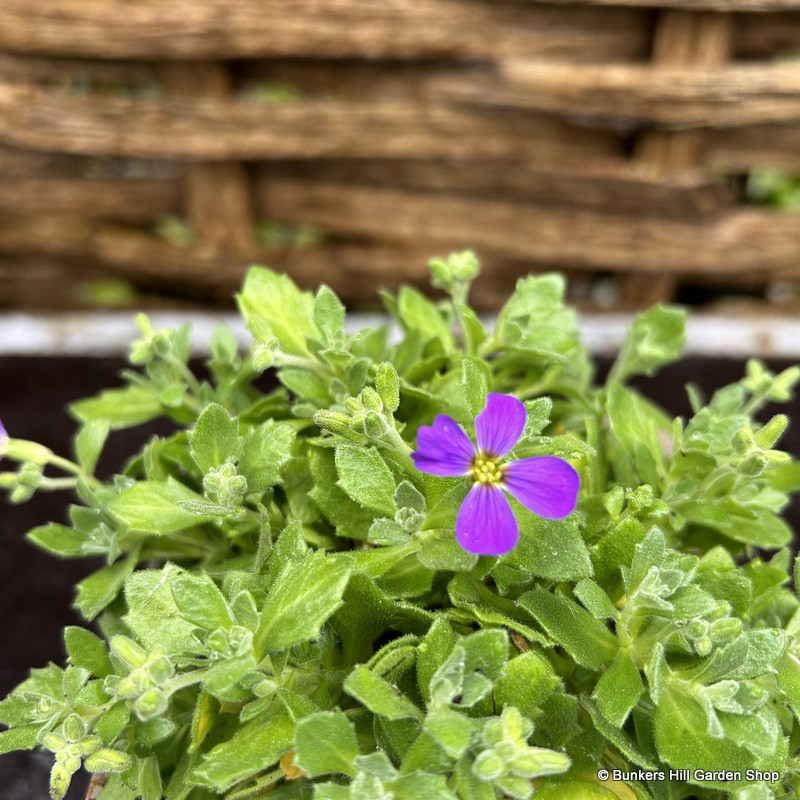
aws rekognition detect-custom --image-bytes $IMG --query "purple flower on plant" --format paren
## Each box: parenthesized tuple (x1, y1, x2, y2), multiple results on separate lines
(411, 393, 579, 556)
(0, 419, 7, 459)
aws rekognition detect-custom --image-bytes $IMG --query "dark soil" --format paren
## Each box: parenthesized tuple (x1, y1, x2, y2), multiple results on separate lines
(0, 355, 797, 799)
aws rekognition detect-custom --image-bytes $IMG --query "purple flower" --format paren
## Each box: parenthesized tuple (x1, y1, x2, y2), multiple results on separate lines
(411, 393, 579, 556)
(0, 419, 7, 459)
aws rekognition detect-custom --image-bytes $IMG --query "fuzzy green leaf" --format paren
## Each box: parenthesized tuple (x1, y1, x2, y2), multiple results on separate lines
(335, 444, 396, 516)
(255, 552, 352, 654)
(294, 710, 359, 777)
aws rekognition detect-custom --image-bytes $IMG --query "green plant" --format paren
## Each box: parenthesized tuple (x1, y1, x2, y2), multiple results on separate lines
(1, 253, 799, 800)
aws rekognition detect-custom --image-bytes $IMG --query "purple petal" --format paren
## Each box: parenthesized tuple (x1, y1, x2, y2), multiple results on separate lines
(456, 484, 519, 556)
(0, 419, 7, 459)
(503, 456, 580, 519)
(475, 393, 526, 458)
(411, 414, 475, 477)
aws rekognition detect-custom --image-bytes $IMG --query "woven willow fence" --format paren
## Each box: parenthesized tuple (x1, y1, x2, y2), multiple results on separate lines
(0, 0, 799, 310)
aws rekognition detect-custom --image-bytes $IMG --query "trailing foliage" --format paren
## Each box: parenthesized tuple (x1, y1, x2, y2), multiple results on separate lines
(1, 254, 800, 800)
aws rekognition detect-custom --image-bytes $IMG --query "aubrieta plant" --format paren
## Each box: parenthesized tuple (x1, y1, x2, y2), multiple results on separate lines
(1, 252, 800, 800)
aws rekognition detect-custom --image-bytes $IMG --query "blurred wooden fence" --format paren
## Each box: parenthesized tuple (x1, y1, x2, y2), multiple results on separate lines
(0, 0, 799, 310)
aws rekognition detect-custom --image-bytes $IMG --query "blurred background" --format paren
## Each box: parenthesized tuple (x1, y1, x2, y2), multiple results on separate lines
(0, 1, 799, 314)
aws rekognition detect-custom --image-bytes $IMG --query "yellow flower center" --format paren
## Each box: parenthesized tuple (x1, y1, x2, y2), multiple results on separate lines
(470, 453, 505, 486)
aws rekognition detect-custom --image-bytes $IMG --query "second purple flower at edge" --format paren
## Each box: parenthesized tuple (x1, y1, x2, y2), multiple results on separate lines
(411, 393, 580, 556)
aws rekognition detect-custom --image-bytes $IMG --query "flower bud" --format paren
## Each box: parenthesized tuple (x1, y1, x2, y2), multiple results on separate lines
(134, 687, 168, 721)
(146, 654, 175, 686)
(472, 749, 505, 781)
(511, 748, 571, 778)
(731, 428, 756, 455)
(252, 344, 274, 372)
(738, 452, 768, 476)
(376, 363, 400, 413)
(50, 761, 75, 800)
(110, 636, 149, 670)
(359, 386, 383, 412)
(755, 414, 789, 449)
(364, 410, 390, 440)
(62, 714, 86, 743)
(84, 748, 132, 773)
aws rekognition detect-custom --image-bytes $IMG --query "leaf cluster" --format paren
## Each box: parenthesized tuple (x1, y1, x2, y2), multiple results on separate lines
(2, 254, 800, 800)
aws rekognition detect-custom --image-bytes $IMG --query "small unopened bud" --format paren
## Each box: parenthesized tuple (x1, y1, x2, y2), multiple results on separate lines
(4, 440, 53, 466)
(364, 410, 390, 439)
(134, 687, 168, 721)
(146, 654, 175, 685)
(738, 452, 768, 476)
(360, 386, 383, 412)
(755, 414, 789, 448)
(731, 428, 756, 455)
(472, 749, 505, 781)
(62, 714, 86, 743)
(511, 748, 571, 778)
(50, 761, 75, 800)
(376, 363, 400, 413)
(84, 748, 132, 773)
(110, 636, 148, 670)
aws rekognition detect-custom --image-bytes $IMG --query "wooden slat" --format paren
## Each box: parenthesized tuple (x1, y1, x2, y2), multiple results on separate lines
(526, 0, 800, 9)
(0, 178, 178, 220)
(254, 161, 731, 219)
(256, 181, 800, 277)
(734, 12, 800, 56)
(705, 125, 800, 171)
(0, 1, 649, 61)
(0, 84, 624, 163)
(434, 61, 800, 127)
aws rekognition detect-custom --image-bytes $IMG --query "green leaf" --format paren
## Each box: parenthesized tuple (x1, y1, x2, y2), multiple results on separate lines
(194, 712, 295, 791)
(0, 724, 39, 755)
(189, 403, 240, 472)
(27, 523, 86, 557)
(417, 618, 458, 704)
(573, 579, 618, 620)
(123, 565, 199, 655)
(74, 420, 110, 475)
(294, 710, 359, 776)
(139, 755, 164, 800)
(423, 708, 479, 758)
(309, 447, 376, 540)
(610, 305, 686, 383)
(75, 549, 138, 620)
(502, 508, 592, 582)
(518, 587, 617, 670)
(71, 385, 162, 429)
(592, 650, 643, 726)
(448, 574, 548, 646)
(64, 627, 111, 677)
(335, 444, 396, 516)
(255, 552, 352, 654)
(654, 679, 777, 789)
(237, 267, 316, 356)
(344, 665, 423, 721)
(239, 420, 297, 494)
(94, 703, 130, 745)
(397, 286, 453, 351)
(494, 650, 560, 719)
(171, 573, 233, 630)
(607, 383, 666, 484)
(461, 359, 488, 418)
(313, 285, 346, 340)
(109, 478, 212, 534)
